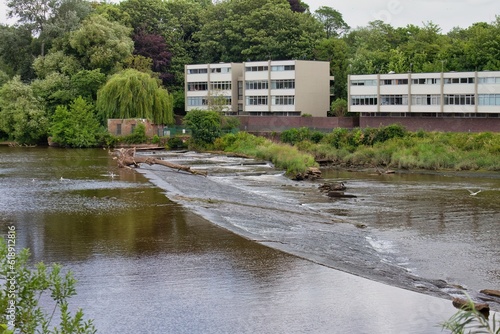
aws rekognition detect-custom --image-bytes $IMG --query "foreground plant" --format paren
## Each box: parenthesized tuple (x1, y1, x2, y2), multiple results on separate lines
(0, 237, 95, 333)
(442, 297, 499, 334)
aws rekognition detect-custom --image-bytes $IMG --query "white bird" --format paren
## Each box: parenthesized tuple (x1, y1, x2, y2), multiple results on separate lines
(60, 176, 64, 181)
(467, 189, 481, 196)
(109, 172, 116, 179)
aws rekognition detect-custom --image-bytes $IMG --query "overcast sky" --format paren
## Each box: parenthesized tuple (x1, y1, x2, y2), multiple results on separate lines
(0, 0, 498, 33)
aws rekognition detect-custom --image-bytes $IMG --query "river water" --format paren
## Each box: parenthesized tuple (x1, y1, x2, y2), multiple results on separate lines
(0, 146, 498, 333)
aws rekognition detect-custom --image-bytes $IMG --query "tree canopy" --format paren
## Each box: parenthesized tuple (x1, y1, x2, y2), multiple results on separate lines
(96, 69, 174, 125)
(0, 0, 499, 146)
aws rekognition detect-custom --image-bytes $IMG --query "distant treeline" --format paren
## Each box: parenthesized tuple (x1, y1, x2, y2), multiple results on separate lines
(0, 0, 499, 145)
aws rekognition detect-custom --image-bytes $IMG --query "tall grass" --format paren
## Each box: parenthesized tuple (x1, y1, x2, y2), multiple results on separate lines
(290, 126, 500, 171)
(214, 132, 318, 176)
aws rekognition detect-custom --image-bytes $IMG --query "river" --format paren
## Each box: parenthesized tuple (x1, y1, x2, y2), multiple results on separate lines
(0, 146, 498, 333)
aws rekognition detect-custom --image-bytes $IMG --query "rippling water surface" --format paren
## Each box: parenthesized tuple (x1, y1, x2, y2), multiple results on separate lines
(1, 146, 498, 333)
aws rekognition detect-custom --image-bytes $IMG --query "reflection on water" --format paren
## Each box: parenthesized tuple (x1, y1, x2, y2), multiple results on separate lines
(0, 147, 482, 333)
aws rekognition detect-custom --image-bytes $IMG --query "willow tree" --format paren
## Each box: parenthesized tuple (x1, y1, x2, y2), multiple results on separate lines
(96, 69, 174, 125)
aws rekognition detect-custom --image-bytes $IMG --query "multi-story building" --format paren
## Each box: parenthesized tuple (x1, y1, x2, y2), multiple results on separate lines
(349, 71, 500, 118)
(185, 60, 333, 117)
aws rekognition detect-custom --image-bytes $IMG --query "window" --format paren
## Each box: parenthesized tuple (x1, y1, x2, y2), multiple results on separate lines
(478, 94, 500, 105)
(411, 94, 441, 105)
(245, 66, 268, 72)
(187, 68, 208, 74)
(238, 81, 243, 100)
(271, 65, 295, 71)
(271, 79, 295, 89)
(211, 67, 231, 73)
(245, 80, 268, 90)
(187, 97, 209, 106)
(444, 94, 475, 105)
(246, 96, 268, 105)
(380, 95, 408, 105)
(444, 77, 474, 84)
(351, 95, 378, 105)
(351, 79, 377, 86)
(272, 96, 294, 105)
(116, 124, 121, 135)
(210, 81, 231, 90)
(411, 78, 440, 84)
(396, 79, 408, 85)
(187, 82, 208, 91)
(478, 77, 500, 84)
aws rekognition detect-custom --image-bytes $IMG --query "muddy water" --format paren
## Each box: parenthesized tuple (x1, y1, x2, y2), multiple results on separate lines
(0, 147, 497, 333)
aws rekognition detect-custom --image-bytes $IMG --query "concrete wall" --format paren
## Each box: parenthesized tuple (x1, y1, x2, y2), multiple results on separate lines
(360, 116, 500, 132)
(236, 116, 358, 132)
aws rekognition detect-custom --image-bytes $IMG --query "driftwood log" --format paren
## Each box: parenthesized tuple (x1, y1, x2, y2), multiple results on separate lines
(113, 147, 207, 176)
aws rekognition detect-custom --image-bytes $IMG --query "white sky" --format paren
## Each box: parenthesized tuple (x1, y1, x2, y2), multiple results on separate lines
(0, 0, 498, 33)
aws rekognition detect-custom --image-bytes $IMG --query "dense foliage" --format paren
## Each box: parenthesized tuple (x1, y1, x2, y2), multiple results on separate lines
(0, 0, 499, 146)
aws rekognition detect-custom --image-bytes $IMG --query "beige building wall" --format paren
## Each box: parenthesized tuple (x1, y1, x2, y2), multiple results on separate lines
(295, 60, 331, 117)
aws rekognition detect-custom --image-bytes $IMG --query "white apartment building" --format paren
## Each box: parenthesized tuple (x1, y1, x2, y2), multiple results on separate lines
(185, 60, 333, 117)
(349, 71, 500, 118)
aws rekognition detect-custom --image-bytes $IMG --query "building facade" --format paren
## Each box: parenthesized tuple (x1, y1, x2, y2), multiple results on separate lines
(185, 60, 333, 117)
(349, 71, 500, 118)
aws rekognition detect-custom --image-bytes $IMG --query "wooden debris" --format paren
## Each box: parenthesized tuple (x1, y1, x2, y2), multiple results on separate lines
(452, 297, 490, 317)
(113, 147, 207, 176)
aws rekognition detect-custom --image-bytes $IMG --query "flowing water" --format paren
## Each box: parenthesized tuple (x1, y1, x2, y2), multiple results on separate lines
(0, 146, 498, 333)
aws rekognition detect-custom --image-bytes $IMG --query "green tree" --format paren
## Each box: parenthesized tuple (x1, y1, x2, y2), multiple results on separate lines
(96, 69, 174, 125)
(32, 50, 82, 79)
(0, 237, 96, 333)
(183, 109, 222, 145)
(69, 14, 134, 74)
(196, 0, 324, 63)
(70, 69, 106, 101)
(313, 38, 348, 99)
(330, 98, 348, 117)
(0, 25, 35, 80)
(314, 6, 350, 38)
(49, 96, 103, 147)
(31, 72, 73, 115)
(0, 76, 48, 144)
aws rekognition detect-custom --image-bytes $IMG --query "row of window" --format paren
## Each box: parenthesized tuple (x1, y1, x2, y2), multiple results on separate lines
(187, 68, 231, 74)
(351, 80, 377, 86)
(246, 96, 295, 105)
(444, 77, 475, 84)
(352, 94, 500, 106)
(478, 77, 500, 84)
(350, 76, 500, 86)
(187, 96, 232, 106)
(191, 80, 296, 91)
(444, 94, 475, 105)
(245, 65, 295, 72)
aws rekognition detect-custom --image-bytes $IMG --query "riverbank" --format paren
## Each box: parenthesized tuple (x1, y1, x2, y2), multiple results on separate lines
(134, 150, 500, 313)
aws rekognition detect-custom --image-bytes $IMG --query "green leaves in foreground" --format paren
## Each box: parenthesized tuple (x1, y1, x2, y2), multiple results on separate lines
(442, 298, 499, 334)
(0, 238, 95, 334)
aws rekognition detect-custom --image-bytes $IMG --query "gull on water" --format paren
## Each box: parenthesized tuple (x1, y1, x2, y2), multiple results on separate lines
(467, 189, 481, 196)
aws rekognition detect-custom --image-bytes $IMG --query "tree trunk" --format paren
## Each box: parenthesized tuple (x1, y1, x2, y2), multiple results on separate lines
(113, 147, 207, 176)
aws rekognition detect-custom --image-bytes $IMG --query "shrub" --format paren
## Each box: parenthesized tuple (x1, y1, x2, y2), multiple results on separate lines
(183, 109, 222, 146)
(0, 237, 95, 333)
(166, 137, 186, 150)
(123, 123, 147, 144)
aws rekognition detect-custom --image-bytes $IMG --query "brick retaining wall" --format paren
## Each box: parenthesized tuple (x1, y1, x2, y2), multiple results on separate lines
(360, 117, 500, 132)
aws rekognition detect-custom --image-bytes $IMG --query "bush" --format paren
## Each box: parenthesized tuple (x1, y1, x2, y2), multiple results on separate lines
(123, 123, 147, 144)
(183, 109, 222, 146)
(0, 237, 95, 333)
(167, 137, 186, 150)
